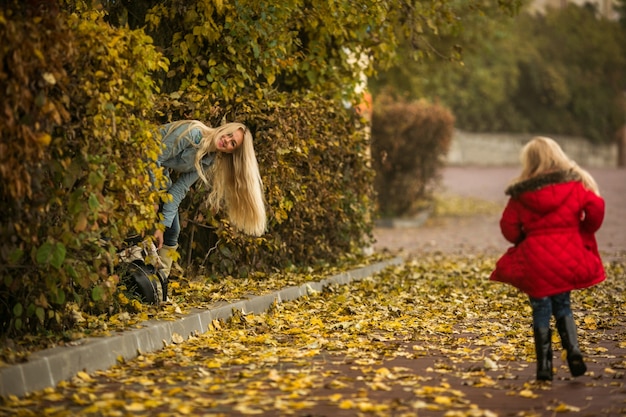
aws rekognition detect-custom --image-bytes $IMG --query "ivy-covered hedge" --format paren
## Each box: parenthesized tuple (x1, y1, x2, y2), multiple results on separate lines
(0, 5, 167, 335)
(0, 4, 374, 337)
(2, 0, 493, 339)
(154, 89, 374, 276)
(371, 93, 454, 217)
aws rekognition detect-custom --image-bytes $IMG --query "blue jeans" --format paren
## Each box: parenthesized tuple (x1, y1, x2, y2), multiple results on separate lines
(163, 212, 180, 247)
(529, 292, 573, 328)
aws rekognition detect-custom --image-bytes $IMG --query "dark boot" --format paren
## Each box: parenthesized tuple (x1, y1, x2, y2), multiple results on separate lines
(556, 315, 587, 377)
(534, 327, 553, 381)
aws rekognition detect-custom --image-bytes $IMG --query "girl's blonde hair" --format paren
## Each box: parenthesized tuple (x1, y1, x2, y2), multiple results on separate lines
(162, 120, 266, 236)
(514, 136, 600, 195)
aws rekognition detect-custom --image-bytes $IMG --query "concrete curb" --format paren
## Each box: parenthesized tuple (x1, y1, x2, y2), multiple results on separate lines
(375, 208, 432, 229)
(0, 257, 404, 398)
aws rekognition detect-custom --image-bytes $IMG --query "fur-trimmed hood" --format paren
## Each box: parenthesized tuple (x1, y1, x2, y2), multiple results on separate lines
(505, 170, 583, 215)
(505, 170, 582, 198)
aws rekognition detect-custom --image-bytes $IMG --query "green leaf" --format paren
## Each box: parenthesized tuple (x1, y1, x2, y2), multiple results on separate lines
(50, 244, 66, 269)
(66, 265, 78, 279)
(36, 242, 54, 266)
(92, 286, 104, 302)
(12, 303, 23, 316)
(219, 246, 232, 257)
(88, 193, 100, 210)
(8, 248, 23, 264)
(35, 242, 66, 269)
(35, 307, 45, 324)
(53, 289, 66, 305)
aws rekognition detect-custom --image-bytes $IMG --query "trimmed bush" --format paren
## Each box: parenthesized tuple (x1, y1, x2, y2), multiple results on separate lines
(371, 93, 454, 217)
(155, 89, 375, 275)
(0, 4, 167, 335)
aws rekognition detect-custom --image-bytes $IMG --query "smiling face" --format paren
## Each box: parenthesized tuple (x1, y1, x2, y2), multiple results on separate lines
(216, 128, 244, 154)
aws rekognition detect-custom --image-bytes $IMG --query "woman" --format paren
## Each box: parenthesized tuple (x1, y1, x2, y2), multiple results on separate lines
(490, 136, 605, 381)
(153, 120, 266, 278)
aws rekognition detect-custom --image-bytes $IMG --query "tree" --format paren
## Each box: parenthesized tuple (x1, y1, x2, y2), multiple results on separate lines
(100, 0, 522, 101)
(371, 2, 626, 143)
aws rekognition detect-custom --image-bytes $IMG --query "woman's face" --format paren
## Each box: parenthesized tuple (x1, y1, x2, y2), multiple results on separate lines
(216, 129, 244, 154)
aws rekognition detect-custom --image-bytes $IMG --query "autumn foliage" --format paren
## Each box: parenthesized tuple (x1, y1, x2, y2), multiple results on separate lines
(0, 1, 374, 337)
(3, 256, 625, 415)
(1, 4, 167, 335)
(1, 0, 516, 339)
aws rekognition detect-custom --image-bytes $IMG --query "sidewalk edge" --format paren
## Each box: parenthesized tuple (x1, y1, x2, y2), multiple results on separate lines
(0, 256, 403, 398)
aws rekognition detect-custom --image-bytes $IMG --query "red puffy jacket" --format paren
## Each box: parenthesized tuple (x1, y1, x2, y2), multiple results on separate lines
(490, 170, 605, 298)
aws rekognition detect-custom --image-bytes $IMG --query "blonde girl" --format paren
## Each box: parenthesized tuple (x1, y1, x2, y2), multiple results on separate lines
(490, 136, 605, 381)
(153, 120, 266, 277)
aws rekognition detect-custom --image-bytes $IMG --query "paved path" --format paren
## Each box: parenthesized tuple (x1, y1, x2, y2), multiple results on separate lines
(369, 165, 626, 417)
(1, 166, 624, 417)
(374, 166, 626, 262)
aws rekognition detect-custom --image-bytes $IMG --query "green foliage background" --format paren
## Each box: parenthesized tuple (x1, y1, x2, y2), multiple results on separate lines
(1, 0, 521, 338)
(371, 3, 626, 143)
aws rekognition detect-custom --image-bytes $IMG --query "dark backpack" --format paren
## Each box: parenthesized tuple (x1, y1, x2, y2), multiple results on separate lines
(118, 240, 168, 305)
(122, 260, 168, 304)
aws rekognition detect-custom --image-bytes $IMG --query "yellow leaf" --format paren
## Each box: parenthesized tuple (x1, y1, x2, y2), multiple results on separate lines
(35, 133, 52, 146)
(76, 371, 93, 382)
(168, 387, 185, 395)
(210, 319, 222, 331)
(519, 389, 537, 398)
(326, 379, 348, 389)
(124, 402, 145, 411)
(171, 333, 184, 344)
(552, 403, 581, 412)
(176, 404, 193, 414)
(310, 317, 324, 327)
(583, 316, 598, 330)
(205, 360, 222, 368)
(339, 399, 355, 409)
(434, 396, 452, 406)
(267, 369, 281, 381)
(233, 404, 263, 414)
(43, 393, 65, 401)
(369, 381, 392, 391)
(328, 393, 343, 402)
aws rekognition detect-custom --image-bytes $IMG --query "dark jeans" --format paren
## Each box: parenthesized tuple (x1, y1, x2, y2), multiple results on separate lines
(529, 292, 573, 328)
(163, 212, 180, 247)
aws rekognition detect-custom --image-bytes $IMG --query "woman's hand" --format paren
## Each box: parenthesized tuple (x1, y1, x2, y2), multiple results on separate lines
(153, 228, 164, 250)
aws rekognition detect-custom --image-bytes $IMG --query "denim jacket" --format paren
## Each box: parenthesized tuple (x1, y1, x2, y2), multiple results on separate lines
(156, 122, 215, 228)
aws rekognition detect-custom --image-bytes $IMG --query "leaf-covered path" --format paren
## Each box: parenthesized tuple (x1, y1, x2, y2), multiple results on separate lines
(2, 256, 625, 417)
(2, 166, 625, 416)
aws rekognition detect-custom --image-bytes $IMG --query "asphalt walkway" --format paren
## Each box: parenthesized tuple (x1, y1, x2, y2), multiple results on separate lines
(374, 166, 626, 262)
(1, 166, 624, 416)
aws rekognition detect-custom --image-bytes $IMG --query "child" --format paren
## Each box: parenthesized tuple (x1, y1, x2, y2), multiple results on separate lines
(490, 136, 605, 381)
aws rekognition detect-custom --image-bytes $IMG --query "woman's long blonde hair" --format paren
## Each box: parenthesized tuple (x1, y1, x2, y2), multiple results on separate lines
(514, 136, 600, 195)
(162, 120, 266, 236)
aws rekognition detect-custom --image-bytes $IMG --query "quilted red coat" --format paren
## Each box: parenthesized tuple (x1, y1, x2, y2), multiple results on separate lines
(490, 170, 605, 298)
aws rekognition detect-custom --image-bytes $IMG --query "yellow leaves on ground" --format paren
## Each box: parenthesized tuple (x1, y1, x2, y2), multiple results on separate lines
(2, 255, 625, 416)
(517, 389, 538, 399)
(583, 315, 598, 330)
(549, 402, 581, 412)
